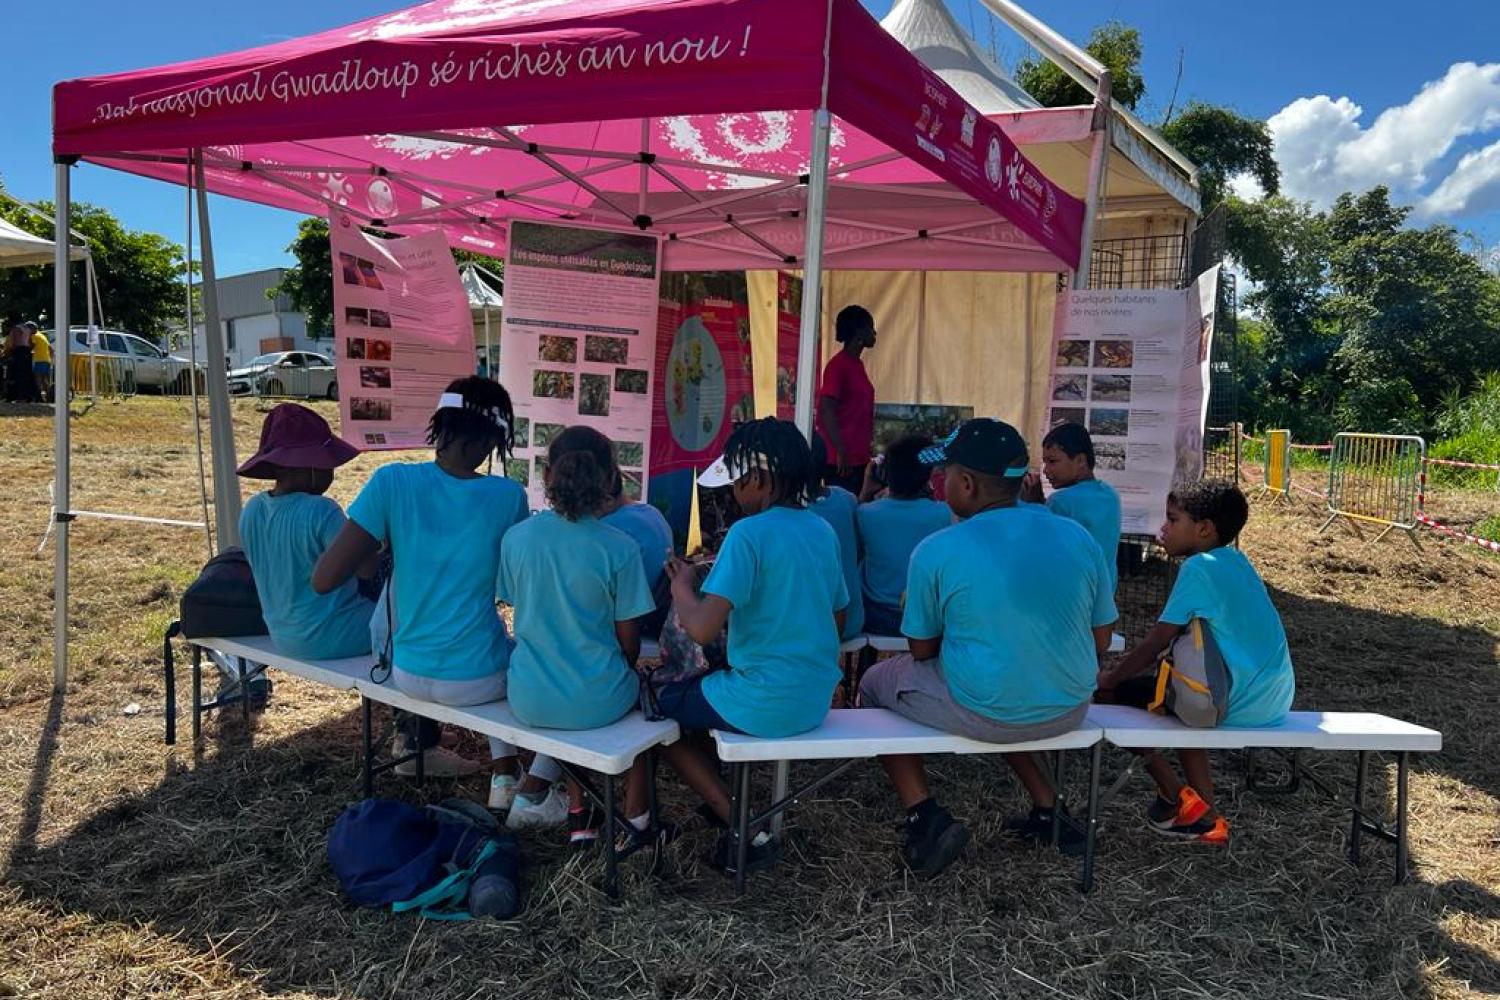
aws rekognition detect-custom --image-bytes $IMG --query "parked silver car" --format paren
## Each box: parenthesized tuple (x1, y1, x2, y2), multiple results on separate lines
(54, 327, 207, 394)
(227, 351, 339, 400)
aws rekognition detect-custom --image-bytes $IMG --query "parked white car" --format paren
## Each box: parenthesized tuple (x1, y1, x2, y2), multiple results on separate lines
(54, 327, 207, 394)
(227, 351, 339, 400)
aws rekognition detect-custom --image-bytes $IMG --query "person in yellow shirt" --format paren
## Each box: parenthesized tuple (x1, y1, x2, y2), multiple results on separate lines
(27, 323, 52, 400)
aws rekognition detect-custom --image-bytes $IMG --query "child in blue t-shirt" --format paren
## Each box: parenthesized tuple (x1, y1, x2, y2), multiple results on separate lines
(855, 435, 952, 636)
(313, 378, 534, 808)
(859, 419, 1117, 879)
(236, 403, 374, 708)
(1099, 480, 1295, 846)
(809, 434, 864, 640)
(499, 426, 656, 845)
(661, 417, 848, 871)
(600, 475, 675, 639)
(1027, 422, 1122, 595)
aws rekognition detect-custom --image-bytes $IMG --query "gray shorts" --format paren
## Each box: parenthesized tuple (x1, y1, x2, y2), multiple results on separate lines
(391, 666, 507, 706)
(859, 654, 1088, 744)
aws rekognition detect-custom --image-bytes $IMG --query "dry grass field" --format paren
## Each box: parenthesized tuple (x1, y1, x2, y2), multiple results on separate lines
(1, 396, 1497, 999)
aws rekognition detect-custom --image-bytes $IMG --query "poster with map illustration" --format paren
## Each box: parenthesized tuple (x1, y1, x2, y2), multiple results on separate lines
(501, 220, 662, 508)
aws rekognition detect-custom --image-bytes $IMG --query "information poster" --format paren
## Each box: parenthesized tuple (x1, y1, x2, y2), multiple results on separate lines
(1047, 266, 1220, 534)
(650, 273, 754, 474)
(501, 220, 663, 509)
(331, 213, 476, 450)
(774, 272, 804, 421)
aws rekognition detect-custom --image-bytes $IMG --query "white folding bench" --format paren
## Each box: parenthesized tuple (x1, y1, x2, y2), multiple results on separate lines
(1087, 703, 1442, 885)
(178, 634, 680, 896)
(712, 708, 1107, 895)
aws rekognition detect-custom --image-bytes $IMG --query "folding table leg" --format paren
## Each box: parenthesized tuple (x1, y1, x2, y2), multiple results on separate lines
(603, 773, 619, 899)
(1050, 751, 1065, 849)
(770, 760, 789, 838)
(1394, 751, 1410, 885)
(1349, 750, 1368, 866)
(361, 696, 374, 800)
(238, 656, 250, 723)
(733, 763, 752, 897)
(1081, 742, 1103, 894)
(191, 646, 203, 743)
(645, 751, 663, 875)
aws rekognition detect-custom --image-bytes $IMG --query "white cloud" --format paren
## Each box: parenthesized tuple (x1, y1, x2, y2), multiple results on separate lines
(1248, 62, 1500, 218)
(1421, 139, 1500, 217)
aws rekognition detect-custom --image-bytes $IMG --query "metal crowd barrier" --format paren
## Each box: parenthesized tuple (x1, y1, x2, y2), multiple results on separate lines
(1319, 432, 1426, 546)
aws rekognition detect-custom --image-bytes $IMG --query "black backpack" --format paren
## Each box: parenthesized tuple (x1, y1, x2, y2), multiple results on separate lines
(178, 547, 267, 640)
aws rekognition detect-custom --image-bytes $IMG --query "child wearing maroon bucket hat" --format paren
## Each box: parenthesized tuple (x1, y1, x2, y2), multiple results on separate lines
(237, 403, 378, 663)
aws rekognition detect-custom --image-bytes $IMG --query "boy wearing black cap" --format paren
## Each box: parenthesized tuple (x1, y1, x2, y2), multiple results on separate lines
(859, 418, 1118, 878)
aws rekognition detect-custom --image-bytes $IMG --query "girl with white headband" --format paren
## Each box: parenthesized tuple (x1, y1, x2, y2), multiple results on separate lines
(315, 377, 551, 812)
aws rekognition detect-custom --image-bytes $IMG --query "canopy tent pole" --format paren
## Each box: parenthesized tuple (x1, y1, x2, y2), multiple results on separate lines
(52, 161, 73, 692)
(84, 252, 97, 401)
(185, 164, 214, 559)
(483, 303, 492, 377)
(192, 152, 243, 548)
(793, 108, 833, 439)
(1072, 73, 1112, 291)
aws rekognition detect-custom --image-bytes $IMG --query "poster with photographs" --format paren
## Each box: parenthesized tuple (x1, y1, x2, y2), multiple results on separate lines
(502, 220, 663, 509)
(1047, 267, 1220, 533)
(330, 212, 476, 450)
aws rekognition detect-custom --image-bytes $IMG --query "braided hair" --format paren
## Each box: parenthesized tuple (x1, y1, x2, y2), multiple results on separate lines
(723, 417, 815, 507)
(426, 376, 515, 461)
(546, 425, 617, 521)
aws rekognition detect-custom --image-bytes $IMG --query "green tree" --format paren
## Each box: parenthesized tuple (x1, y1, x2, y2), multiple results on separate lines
(1324, 188, 1500, 430)
(0, 199, 187, 342)
(271, 217, 501, 339)
(1160, 102, 1278, 213)
(1014, 22, 1146, 110)
(270, 217, 333, 340)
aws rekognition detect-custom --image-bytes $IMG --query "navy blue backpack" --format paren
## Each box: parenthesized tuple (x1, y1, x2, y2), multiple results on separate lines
(328, 799, 519, 920)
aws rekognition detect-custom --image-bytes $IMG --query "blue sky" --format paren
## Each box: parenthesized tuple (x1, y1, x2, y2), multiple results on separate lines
(4, 0, 1500, 276)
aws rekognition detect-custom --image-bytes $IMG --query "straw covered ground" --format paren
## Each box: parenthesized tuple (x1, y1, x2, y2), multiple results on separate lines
(1, 397, 1497, 999)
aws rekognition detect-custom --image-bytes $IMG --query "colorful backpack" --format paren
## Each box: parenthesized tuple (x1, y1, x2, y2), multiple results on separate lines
(1148, 618, 1233, 728)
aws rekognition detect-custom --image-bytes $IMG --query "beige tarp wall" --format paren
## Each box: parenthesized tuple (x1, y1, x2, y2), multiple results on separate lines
(745, 214, 1185, 451)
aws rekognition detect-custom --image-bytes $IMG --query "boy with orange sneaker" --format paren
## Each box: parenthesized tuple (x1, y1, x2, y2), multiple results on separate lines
(1097, 481, 1295, 844)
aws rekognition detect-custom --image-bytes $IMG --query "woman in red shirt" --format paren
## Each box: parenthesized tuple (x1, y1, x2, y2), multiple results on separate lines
(816, 304, 877, 494)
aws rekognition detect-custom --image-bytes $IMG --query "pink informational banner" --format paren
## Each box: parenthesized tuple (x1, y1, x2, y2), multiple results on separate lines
(501, 219, 664, 510)
(774, 272, 804, 423)
(1047, 266, 1221, 534)
(330, 212, 475, 450)
(649, 273, 754, 478)
(54, 0, 1086, 274)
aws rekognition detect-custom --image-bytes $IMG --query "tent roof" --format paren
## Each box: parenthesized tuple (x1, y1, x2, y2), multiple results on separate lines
(53, 0, 1087, 272)
(881, 0, 1199, 217)
(0, 216, 86, 269)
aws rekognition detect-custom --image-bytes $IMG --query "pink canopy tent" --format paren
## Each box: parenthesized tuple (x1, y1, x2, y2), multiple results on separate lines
(45, 0, 1090, 689)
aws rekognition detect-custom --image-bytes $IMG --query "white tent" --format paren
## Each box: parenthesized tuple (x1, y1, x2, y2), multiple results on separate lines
(0, 216, 86, 269)
(461, 263, 503, 375)
(798, 0, 1201, 445)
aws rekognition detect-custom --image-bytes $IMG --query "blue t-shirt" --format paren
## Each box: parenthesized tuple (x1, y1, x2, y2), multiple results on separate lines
(1047, 479, 1122, 594)
(1160, 547, 1295, 727)
(239, 491, 374, 660)
(601, 501, 674, 594)
(348, 462, 529, 681)
(903, 504, 1117, 725)
(700, 506, 848, 737)
(499, 512, 655, 730)
(808, 486, 864, 638)
(856, 497, 952, 608)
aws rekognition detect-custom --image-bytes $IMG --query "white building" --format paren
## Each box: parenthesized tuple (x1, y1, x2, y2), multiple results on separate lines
(192, 268, 319, 368)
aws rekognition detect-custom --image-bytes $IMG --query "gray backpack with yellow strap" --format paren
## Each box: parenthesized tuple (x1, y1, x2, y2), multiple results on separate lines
(1148, 618, 1233, 728)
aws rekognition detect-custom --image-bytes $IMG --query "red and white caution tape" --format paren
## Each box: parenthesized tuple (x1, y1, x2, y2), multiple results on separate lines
(1416, 512, 1500, 554)
(1290, 442, 1334, 451)
(1424, 456, 1500, 472)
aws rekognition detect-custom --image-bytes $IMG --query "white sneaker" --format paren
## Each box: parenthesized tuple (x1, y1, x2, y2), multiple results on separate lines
(488, 773, 519, 811)
(505, 785, 569, 830)
(392, 738, 483, 778)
